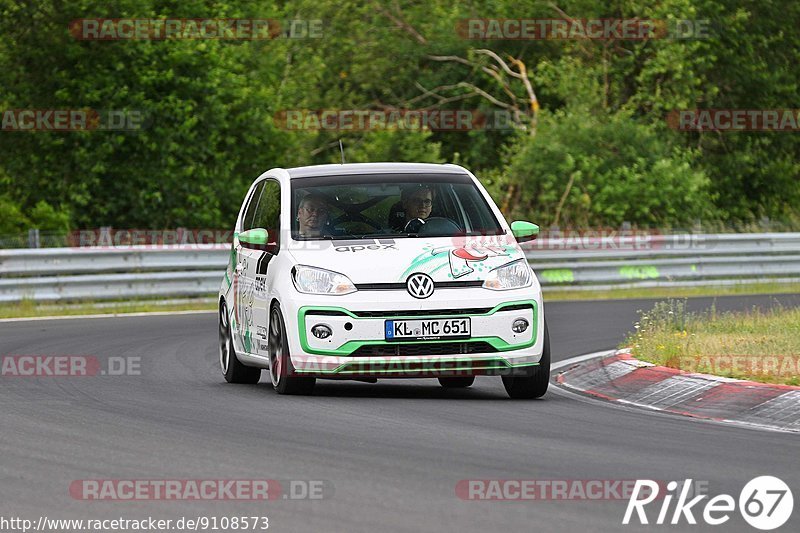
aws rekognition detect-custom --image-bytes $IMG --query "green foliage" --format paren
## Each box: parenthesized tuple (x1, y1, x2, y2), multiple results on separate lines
(0, 195, 28, 234)
(0, 0, 297, 230)
(0, 197, 71, 235)
(341, 131, 444, 164)
(487, 109, 714, 227)
(0, 0, 797, 233)
(29, 201, 71, 233)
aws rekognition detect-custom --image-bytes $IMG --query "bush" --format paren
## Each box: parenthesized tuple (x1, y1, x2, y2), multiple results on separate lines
(338, 130, 444, 164)
(0, 195, 29, 235)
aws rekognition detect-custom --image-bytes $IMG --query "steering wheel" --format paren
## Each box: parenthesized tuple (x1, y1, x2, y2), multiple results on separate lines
(331, 213, 383, 233)
(330, 213, 383, 233)
(335, 219, 383, 233)
(404, 217, 462, 235)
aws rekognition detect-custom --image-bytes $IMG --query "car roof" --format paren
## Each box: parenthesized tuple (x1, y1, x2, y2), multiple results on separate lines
(279, 162, 469, 179)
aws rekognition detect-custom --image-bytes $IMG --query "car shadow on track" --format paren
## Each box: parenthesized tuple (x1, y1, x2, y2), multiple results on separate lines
(271, 380, 544, 400)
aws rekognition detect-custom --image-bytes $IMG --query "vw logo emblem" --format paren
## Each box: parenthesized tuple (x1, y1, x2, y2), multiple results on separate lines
(406, 273, 435, 299)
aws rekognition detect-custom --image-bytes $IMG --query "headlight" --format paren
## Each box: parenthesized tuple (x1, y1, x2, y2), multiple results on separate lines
(293, 265, 357, 295)
(482, 259, 532, 290)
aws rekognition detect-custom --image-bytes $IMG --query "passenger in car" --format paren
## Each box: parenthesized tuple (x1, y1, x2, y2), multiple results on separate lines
(297, 193, 331, 238)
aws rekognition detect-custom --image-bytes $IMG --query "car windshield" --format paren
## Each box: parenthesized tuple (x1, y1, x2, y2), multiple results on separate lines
(291, 173, 504, 240)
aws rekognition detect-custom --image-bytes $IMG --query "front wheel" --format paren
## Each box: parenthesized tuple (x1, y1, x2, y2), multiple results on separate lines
(269, 304, 315, 395)
(502, 320, 550, 399)
(219, 301, 261, 384)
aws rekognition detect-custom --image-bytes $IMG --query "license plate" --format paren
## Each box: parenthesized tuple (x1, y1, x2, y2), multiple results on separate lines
(384, 318, 471, 341)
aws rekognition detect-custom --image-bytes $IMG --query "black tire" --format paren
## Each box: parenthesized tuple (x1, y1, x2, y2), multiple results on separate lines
(219, 300, 261, 384)
(438, 376, 475, 388)
(269, 304, 315, 395)
(502, 320, 550, 399)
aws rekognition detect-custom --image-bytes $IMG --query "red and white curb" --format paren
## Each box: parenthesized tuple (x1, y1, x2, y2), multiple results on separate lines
(555, 350, 800, 433)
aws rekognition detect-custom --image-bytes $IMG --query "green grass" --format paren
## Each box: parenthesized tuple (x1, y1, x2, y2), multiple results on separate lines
(0, 298, 216, 319)
(624, 300, 800, 386)
(544, 281, 800, 301)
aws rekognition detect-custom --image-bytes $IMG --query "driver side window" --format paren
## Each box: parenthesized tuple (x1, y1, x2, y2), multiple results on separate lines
(252, 180, 281, 247)
(242, 182, 266, 232)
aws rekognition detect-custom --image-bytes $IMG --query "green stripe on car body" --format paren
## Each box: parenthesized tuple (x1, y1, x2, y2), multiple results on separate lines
(297, 300, 537, 356)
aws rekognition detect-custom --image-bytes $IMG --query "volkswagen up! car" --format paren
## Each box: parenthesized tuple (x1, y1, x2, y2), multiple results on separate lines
(218, 163, 549, 398)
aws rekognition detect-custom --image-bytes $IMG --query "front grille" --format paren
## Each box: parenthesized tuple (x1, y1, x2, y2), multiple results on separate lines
(349, 341, 497, 357)
(351, 307, 492, 318)
(434, 280, 484, 288)
(496, 303, 533, 312)
(305, 310, 348, 317)
(354, 280, 483, 291)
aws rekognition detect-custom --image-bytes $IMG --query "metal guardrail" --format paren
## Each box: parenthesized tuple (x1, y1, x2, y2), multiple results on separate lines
(0, 246, 229, 302)
(1, 234, 799, 302)
(526, 233, 800, 290)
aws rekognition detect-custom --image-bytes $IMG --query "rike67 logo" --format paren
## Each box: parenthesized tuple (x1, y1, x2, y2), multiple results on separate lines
(624, 476, 793, 530)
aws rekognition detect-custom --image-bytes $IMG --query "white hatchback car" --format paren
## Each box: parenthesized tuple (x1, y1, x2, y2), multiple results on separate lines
(218, 163, 549, 398)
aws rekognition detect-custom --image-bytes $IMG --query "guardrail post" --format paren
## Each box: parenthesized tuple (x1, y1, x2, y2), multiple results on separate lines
(27, 228, 40, 249)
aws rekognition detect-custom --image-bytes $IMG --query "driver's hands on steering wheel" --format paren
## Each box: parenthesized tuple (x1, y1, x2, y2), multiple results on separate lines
(403, 218, 426, 234)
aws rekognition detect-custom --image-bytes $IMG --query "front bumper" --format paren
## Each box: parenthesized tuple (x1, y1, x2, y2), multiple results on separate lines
(289, 354, 540, 378)
(287, 297, 542, 378)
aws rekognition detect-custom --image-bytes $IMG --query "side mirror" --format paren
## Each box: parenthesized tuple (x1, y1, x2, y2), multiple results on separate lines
(510, 221, 539, 242)
(238, 228, 270, 250)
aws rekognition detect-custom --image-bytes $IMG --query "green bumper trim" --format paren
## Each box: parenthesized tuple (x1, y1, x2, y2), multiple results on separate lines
(294, 356, 539, 375)
(298, 300, 537, 356)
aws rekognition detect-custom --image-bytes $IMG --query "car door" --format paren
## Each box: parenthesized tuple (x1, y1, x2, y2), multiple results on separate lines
(247, 179, 282, 356)
(233, 180, 266, 354)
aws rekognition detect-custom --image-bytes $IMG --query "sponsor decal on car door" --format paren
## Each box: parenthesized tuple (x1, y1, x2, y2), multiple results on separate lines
(248, 179, 282, 356)
(236, 246, 262, 354)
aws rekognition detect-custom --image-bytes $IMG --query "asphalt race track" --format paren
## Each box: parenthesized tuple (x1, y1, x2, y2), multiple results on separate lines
(1, 294, 799, 533)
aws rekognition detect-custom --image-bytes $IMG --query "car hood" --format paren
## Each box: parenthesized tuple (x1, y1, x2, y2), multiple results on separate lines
(286, 236, 526, 284)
